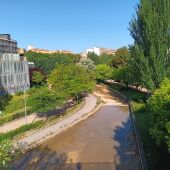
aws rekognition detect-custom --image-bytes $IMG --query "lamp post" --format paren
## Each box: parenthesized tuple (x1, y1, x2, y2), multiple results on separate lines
(0, 111, 4, 139)
(24, 87, 27, 125)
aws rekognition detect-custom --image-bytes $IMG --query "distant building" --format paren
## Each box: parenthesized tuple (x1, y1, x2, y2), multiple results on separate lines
(0, 34, 18, 53)
(86, 46, 116, 56)
(28, 46, 74, 55)
(0, 34, 30, 94)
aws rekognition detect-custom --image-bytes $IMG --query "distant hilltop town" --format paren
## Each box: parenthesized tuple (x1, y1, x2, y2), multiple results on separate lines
(28, 45, 74, 55)
(28, 45, 116, 56)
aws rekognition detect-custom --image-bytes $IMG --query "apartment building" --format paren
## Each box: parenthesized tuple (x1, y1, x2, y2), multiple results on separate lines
(0, 34, 30, 94)
(86, 46, 116, 56)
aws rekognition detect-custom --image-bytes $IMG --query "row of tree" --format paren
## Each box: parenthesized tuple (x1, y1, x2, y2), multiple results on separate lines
(28, 64, 96, 114)
(84, 0, 170, 153)
(26, 51, 81, 75)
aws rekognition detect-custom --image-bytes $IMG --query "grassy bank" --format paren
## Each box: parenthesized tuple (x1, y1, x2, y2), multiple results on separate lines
(0, 100, 85, 143)
(108, 83, 170, 170)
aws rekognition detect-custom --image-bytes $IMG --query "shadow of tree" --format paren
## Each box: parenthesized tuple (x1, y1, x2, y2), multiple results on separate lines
(12, 146, 75, 170)
(112, 117, 141, 170)
(36, 99, 83, 119)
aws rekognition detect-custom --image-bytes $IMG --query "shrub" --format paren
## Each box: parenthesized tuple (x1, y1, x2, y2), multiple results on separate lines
(148, 78, 170, 151)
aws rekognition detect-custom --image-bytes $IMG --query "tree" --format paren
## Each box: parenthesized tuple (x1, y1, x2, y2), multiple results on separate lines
(87, 52, 113, 65)
(77, 57, 95, 71)
(148, 78, 170, 151)
(95, 64, 113, 82)
(110, 47, 129, 68)
(32, 71, 45, 86)
(26, 51, 81, 75)
(28, 86, 64, 113)
(129, 0, 170, 90)
(48, 64, 96, 100)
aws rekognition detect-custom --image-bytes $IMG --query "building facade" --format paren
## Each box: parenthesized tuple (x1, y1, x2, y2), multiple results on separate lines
(0, 34, 30, 94)
(86, 46, 116, 56)
(0, 34, 18, 53)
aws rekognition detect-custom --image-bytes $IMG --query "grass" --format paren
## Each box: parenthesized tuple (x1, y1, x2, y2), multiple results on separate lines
(0, 100, 85, 143)
(108, 82, 170, 170)
(0, 120, 45, 142)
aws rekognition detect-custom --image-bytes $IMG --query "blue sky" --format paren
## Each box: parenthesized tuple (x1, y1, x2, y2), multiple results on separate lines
(0, 0, 139, 53)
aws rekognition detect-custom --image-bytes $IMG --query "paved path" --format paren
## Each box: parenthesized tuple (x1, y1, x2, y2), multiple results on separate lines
(0, 114, 42, 133)
(15, 94, 97, 149)
(106, 80, 148, 93)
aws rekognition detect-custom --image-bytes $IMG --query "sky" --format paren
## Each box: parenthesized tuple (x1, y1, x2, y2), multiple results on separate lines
(0, 0, 139, 53)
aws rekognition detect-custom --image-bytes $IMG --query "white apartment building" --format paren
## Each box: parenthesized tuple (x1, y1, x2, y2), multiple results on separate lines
(0, 34, 30, 94)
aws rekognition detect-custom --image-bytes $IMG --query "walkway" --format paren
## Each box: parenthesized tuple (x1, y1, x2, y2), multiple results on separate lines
(106, 80, 148, 93)
(0, 114, 42, 133)
(15, 94, 97, 149)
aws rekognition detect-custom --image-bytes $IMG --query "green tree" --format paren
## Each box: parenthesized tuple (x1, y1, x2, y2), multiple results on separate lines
(26, 51, 81, 75)
(110, 47, 129, 68)
(148, 78, 170, 151)
(28, 86, 64, 113)
(95, 64, 113, 82)
(32, 71, 45, 86)
(77, 57, 95, 71)
(48, 64, 96, 100)
(129, 0, 170, 90)
(88, 52, 113, 65)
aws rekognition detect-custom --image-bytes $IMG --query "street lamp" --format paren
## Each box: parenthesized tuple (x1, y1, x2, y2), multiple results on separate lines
(24, 87, 27, 125)
(0, 111, 4, 139)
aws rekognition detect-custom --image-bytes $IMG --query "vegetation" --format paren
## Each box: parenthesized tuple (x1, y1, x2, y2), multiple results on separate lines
(129, 0, 170, 90)
(28, 86, 64, 113)
(95, 64, 113, 82)
(110, 47, 129, 68)
(25, 51, 81, 75)
(148, 78, 170, 151)
(31, 71, 45, 86)
(108, 82, 170, 170)
(87, 52, 113, 65)
(77, 57, 95, 71)
(0, 94, 12, 112)
(0, 120, 45, 142)
(48, 64, 96, 99)
(0, 140, 17, 168)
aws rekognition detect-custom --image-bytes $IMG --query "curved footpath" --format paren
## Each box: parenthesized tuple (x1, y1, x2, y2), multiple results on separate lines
(15, 94, 99, 150)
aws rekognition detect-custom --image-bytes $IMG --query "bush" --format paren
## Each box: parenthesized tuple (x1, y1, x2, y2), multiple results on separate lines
(0, 94, 12, 111)
(0, 140, 17, 168)
(148, 78, 170, 151)
(4, 98, 25, 114)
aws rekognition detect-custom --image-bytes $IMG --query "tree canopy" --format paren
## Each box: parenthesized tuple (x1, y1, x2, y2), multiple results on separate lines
(129, 0, 170, 90)
(77, 57, 95, 71)
(148, 78, 170, 151)
(31, 71, 45, 86)
(48, 64, 96, 98)
(95, 64, 113, 82)
(87, 52, 113, 65)
(26, 51, 81, 75)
